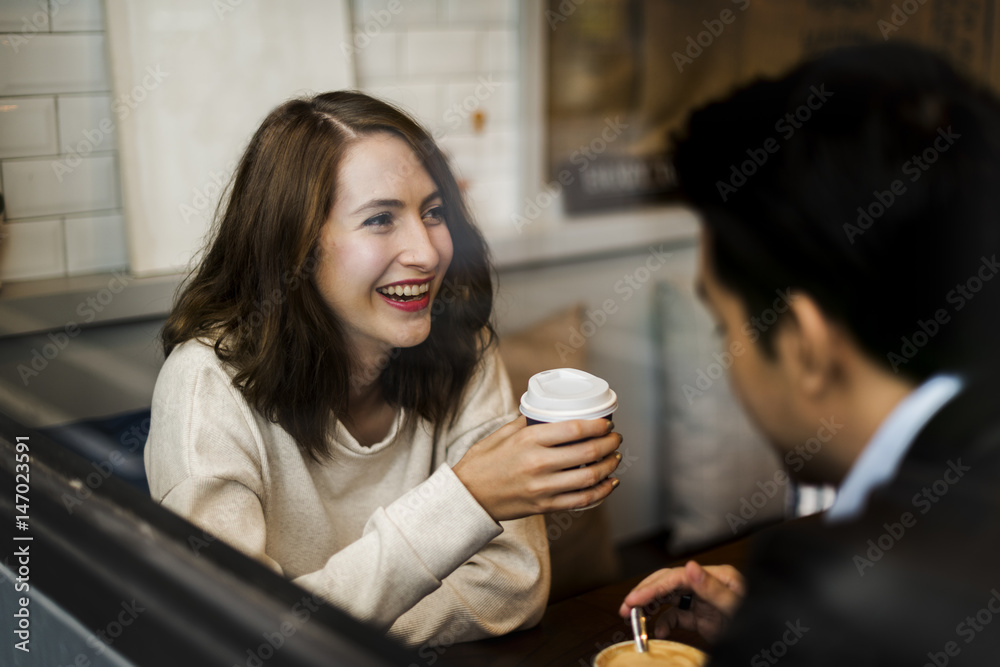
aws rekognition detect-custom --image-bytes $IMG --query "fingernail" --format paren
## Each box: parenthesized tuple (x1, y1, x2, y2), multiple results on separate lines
(611, 478, 620, 488)
(607, 420, 615, 433)
(615, 451, 623, 461)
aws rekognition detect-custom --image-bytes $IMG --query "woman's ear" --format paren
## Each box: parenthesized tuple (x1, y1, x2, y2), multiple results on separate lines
(776, 292, 839, 399)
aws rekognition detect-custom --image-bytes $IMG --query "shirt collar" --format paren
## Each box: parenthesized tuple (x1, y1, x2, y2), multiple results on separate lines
(824, 374, 963, 523)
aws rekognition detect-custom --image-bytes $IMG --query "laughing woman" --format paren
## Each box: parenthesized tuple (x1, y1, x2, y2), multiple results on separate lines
(144, 91, 623, 646)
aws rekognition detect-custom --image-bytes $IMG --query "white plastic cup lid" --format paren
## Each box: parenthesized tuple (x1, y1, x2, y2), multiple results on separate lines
(519, 368, 618, 422)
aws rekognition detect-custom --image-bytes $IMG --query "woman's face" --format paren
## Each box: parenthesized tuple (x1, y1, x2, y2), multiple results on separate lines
(315, 132, 454, 362)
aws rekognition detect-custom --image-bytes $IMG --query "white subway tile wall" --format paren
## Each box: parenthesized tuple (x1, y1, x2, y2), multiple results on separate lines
(64, 213, 128, 276)
(0, 34, 108, 95)
(356, 0, 437, 27)
(0, 0, 519, 283)
(49, 0, 104, 33)
(441, 0, 517, 25)
(353, 29, 398, 81)
(482, 29, 518, 74)
(0, 2, 126, 283)
(0, 97, 58, 159)
(0, 1, 50, 34)
(56, 94, 116, 153)
(0, 219, 65, 281)
(3, 155, 119, 219)
(403, 30, 480, 76)
(351, 0, 521, 232)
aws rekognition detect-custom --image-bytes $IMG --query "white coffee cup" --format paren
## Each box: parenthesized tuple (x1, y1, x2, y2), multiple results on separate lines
(519, 368, 618, 425)
(519, 368, 618, 508)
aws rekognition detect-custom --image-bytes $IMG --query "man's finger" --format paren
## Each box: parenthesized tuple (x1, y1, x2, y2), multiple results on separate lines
(702, 564, 746, 595)
(685, 561, 743, 617)
(655, 608, 700, 639)
(619, 568, 687, 617)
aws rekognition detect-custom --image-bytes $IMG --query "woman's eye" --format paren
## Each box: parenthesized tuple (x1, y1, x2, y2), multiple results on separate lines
(363, 213, 392, 228)
(424, 206, 447, 224)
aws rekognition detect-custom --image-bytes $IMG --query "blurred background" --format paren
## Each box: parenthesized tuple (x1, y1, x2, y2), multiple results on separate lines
(0, 0, 993, 619)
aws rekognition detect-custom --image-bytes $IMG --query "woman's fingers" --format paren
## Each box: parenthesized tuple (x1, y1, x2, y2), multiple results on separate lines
(527, 418, 616, 448)
(546, 431, 622, 470)
(542, 474, 620, 512)
(452, 417, 623, 521)
(526, 433, 622, 509)
(551, 450, 622, 492)
(475, 415, 527, 448)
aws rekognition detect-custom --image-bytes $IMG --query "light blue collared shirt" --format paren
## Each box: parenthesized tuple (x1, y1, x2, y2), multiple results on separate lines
(825, 374, 963, 523)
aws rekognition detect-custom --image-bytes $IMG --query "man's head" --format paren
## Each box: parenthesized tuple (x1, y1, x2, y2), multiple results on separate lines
(677, 43, 1000, 481)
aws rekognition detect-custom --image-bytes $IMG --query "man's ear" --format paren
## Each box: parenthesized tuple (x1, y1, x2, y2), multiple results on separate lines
(777, 292, 838, 399)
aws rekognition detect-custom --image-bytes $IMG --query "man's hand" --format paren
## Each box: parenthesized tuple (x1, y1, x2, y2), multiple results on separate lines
(619, 561, 745, 642)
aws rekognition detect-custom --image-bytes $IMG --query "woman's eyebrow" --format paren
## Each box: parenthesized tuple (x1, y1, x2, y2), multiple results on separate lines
(352, 198, 404, 215)
(351, 191, 441, 215)
(420, 191, 442, 208)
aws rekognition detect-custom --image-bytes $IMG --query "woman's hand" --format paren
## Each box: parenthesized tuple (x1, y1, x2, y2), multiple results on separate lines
(618, 561, 746, 643)
(452, 415, 622, 521)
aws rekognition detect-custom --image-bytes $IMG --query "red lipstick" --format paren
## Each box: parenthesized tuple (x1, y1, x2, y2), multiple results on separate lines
(378, 291, 430, 312)
(376, 277, 434, 312)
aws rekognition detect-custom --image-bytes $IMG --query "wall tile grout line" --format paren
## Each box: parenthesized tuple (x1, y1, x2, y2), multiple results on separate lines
(0, 150, 117, 164)
(0, 91, 113, 99)
(60, 215, 68, 277)
(53, 94, 62, 154)
(4, 208, 124, 226)
(0, 31, 106, 36)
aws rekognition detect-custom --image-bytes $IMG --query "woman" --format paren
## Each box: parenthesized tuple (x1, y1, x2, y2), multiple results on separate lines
(144, 91, 623, 646)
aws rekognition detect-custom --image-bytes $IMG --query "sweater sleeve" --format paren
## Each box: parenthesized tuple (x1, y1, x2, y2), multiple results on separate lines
(291, 463, 508, 637)
(145, 342, 547, 647)
(386, 347, 551, 647)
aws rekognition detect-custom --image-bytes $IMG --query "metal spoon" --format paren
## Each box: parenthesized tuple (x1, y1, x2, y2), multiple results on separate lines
(630, 606, 649, 653)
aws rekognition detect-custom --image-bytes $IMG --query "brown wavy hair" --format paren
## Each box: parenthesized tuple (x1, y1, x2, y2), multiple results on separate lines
(162, 91, 496, 460)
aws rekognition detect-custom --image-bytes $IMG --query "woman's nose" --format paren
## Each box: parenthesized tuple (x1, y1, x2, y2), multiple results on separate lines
(398, 216, 438, 270)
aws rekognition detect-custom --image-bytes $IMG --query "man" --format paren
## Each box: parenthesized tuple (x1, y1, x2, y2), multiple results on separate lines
(620, 43, 1000, 664)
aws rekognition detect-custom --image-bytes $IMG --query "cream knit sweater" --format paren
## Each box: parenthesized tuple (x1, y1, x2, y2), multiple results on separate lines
(144, 339, 550, 646)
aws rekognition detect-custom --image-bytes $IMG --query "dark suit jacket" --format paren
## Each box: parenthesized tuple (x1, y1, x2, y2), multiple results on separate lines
(709, 377, 1000, 666)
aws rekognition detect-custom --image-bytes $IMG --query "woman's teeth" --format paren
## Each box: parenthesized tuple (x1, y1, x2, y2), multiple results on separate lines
(378, 283, 430, 300)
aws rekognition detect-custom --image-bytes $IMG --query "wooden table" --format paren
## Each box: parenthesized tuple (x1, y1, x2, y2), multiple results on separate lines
(438, 536, 753, 667)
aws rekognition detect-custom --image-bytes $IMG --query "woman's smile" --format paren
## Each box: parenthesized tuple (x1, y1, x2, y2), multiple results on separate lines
(376, 277, 434, 312)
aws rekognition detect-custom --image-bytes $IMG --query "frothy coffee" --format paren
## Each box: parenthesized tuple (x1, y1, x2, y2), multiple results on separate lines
(593, 640, 706, 667)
